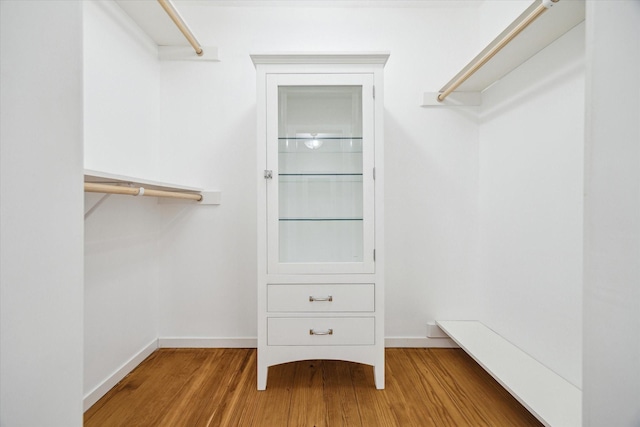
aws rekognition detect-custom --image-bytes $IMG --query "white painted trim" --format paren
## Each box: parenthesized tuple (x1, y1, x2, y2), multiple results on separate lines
(158, 336, 459, 349)
(250, 52, 390, 66)
(421, 91, 481, 106)
(385, 337, 459, 348)
(158, 337, 258, 348)
(199, 191, 222, 205)
(158, 45, 219, 61)
(83, 339, 158, 411)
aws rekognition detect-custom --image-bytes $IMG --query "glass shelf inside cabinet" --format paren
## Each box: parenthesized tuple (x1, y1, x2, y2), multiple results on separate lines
(278, 137, 363, 153)
(277, 137, 365, 262)
(276, 85, 364, 263)
(279, 174, 363, 220)
(278, 136, 363, 176)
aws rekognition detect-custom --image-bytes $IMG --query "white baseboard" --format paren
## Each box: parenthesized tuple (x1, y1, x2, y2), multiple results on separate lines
(385, 337, 459, 348)
(158, 337, 258, 348)
(83, 339, 158, 411)
(158, 336, 458, 349)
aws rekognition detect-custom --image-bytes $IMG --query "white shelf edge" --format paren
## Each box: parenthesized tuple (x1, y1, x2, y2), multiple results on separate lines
(437, 320, 582, 427)
(84, 169, 201, 191)
(84, 169, 221, 205)
(158, 45, 220, 62)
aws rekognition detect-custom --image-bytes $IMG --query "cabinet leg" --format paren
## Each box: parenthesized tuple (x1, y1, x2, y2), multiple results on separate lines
(374, 364, 385, 389)
(257, 364, 268, 391)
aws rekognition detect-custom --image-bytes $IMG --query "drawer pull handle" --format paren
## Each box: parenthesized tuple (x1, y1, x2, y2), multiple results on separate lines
(309, 296, 333, 302)
(309, 328, 333, 336)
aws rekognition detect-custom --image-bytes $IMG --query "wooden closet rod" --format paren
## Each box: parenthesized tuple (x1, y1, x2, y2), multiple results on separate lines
(438, 0, 559, 102)
(85, 182, 203, 202)
(157, 0, 203, 56)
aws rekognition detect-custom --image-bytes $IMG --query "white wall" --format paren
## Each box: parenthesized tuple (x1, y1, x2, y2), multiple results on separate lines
(155, 4, 481, 342)
(478, 22, 585, 388)
(583, 1, 640, 425)
(83, 0, 163, 408)
(83, 0, 161, 179)
(0, 1, 84, 425)
(83, 195, 161, 408)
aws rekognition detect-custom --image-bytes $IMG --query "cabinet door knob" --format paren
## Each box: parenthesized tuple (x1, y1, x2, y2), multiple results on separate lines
(264, 170, 273, 179)
(309, 328, 333, 336)
(309, 295, 333, 302)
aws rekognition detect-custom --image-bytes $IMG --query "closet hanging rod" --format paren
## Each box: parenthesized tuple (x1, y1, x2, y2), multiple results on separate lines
(84, 182, 203, 202)
(437, 0, 559, 102)
(157, 0, 203, 57)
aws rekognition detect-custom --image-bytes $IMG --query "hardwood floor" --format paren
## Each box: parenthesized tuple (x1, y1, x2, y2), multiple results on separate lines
(84, 348, 542, 427)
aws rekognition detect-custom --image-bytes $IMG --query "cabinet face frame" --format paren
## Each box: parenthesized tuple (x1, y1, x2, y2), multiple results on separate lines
(265, 73, 375, 275)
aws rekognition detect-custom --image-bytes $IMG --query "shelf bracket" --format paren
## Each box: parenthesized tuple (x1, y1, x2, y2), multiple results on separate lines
(421, 91, 481, 107)
(158, 46, 220, 62)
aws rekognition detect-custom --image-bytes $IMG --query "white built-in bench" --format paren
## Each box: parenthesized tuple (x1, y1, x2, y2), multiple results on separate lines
(436, 321, 581, 427)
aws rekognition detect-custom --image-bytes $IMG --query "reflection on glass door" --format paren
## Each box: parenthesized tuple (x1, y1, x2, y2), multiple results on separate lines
(278, 86, 363, 263)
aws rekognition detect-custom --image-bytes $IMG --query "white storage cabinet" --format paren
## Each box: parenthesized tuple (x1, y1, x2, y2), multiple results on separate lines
(252, 53, 388, 390)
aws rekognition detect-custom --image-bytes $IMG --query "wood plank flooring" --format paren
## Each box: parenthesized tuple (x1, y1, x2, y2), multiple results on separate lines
(84, 348, 542, 427)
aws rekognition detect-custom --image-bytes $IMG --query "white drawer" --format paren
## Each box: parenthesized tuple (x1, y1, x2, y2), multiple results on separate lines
(267, 317, 375, 346)
(267, 284, 374, 312)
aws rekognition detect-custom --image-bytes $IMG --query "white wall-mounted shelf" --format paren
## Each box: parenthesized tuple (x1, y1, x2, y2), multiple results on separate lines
(423, 0, 585, 106)
(437, 320, 581, 427)
(84, 169, 221, 205)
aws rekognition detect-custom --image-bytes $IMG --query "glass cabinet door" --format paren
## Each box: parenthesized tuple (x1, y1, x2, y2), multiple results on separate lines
(266, 74, 375, 274)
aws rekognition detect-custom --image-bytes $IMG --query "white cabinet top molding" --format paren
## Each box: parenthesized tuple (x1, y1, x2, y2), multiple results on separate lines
(250, 52, 390, 66)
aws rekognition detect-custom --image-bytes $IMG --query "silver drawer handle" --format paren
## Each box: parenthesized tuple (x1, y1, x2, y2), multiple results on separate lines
(309, 328, 333, 336)
(309, 295, 333, 302)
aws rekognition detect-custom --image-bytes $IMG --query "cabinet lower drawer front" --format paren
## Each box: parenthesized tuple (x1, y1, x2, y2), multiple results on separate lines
(268, 317, 374, 346)
(267, 284, 374, 312)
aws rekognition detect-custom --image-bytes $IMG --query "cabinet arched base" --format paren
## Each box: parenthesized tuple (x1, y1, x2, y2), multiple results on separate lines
(257, 345, 385, 391)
